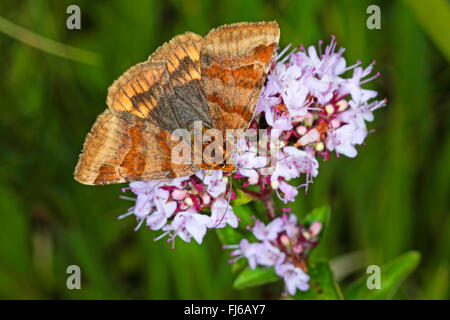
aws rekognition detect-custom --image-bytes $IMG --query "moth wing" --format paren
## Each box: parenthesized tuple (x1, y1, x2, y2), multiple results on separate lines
(149, 32, 212, 129)
(74, 109, 197, 185)
(106, 60, 181, 131)
(107, 32, 212, 130)
(200, 21, 280, 134)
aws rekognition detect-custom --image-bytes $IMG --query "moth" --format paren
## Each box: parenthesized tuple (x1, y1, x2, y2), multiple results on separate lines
(74, 21, 280, 185)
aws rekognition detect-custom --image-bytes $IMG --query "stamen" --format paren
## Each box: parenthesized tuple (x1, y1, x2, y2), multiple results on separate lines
(154, 231, 170, 242)
(228, 256, 243, 264)
(278, 45, 299, 65)
(222, 244, 239, 250)
(118, 210, 134, 220)
(277, 44, 292, 62)
(119, 196, 136, 201)
(213, 175, 233, 228)
(133, 218, 145, 231)
(343, 60, 362, 72)
(330, 35, 337, 54)
(369, 99, 387, 112)
(360, 72, 380, 85)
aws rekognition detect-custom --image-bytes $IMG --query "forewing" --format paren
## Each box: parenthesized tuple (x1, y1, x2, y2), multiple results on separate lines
(149, 32, 212, 129)
(200, 21, 280, 133)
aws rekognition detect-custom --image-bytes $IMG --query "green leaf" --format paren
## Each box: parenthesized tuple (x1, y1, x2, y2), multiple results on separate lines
(233, 204, 254, 227)
(230, 188, 252, 206)
(302, 205, 331, 227)
(344, 251, 421, 300)
(294, 261, 343, 300)
(404, 0, 450, 61)
(233, 266, 279, 289)
(215, 227, 245, 245)
(231, 258, 248, 274)
(215, 203, 256, 245)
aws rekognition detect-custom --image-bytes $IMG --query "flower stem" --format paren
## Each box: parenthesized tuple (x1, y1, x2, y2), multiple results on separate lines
(261, 192, 277, 220)
(240, 187, 277, 220)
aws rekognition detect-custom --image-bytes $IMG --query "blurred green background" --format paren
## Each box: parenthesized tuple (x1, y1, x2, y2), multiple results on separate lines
(0, 0, 448, 299)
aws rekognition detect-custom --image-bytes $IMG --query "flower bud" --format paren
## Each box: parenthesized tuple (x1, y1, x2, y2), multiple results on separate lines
(325, 104, 334, 115)
(336, 99, 348, 112)
(329, 119, 341, 129)
(184, 197, 194, 206)
(293, 243, 303, 254)
(201, 193, 211, 205)
(304, 113, 314, 127)
(248, 176, 259, 185)
(315, 142, 325, 152)
(271, 180, 280, 189)
(309, 221, 322, 237)
(297, 129, 320, 146)
(172, 189, 187, 201)
(296, 125, 307, 136)
(280, 234, 291, 247)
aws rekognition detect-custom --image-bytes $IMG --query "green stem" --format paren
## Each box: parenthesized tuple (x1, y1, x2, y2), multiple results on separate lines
(241, 187, 277, 220)
(261, 192, 277, 220)
(0, 16, 101, 66)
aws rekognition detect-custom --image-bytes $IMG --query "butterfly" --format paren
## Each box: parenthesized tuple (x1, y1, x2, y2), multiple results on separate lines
(74, 21, 280, 185)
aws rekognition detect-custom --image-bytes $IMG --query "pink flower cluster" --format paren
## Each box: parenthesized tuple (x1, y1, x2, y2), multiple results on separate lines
(119, 171, 238, 248)
(236, 36, 386, 202)
(224, 214, 322, 295)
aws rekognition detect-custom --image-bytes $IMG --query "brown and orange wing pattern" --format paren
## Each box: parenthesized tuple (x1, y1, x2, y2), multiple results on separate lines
(74, 109, 197, 185)
(149, 32, 212, 129)
(200, 21, 280, 134)
(106, 60, 182, 132)
(107, 33, 212, 131)
(75, 58, 199, 185)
